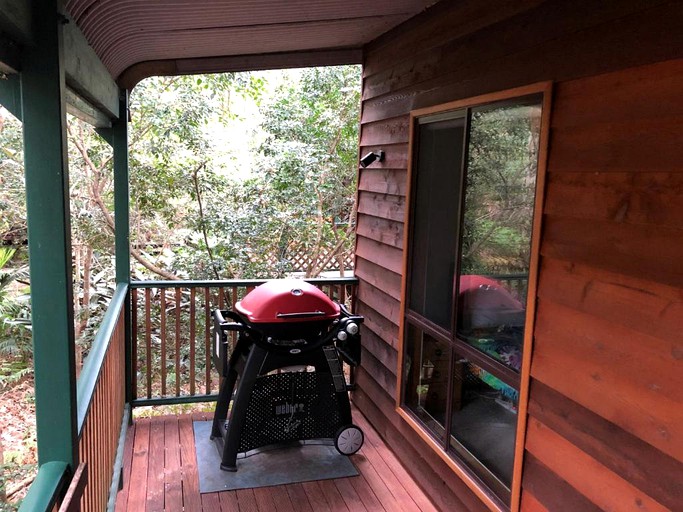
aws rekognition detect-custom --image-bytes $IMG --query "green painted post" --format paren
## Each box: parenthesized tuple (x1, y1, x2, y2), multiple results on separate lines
(21, 0, 77, 468)
(112, 90, 133, 403)
(113, 90, 130, 285)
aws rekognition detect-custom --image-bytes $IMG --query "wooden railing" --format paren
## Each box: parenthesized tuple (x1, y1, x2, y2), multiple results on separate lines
(19, 285, 128, 512)
(487, 273, 529, 302)
(129, 277, 358, 405)
(76, 284, 127, 511)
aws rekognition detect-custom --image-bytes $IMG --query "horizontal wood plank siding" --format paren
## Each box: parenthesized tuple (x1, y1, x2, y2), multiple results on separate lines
(356, 0, 683, 509)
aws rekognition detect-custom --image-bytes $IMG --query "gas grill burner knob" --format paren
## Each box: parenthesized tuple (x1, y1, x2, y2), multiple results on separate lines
(346, 322, 359, 335)
(337, 330, 348, 341)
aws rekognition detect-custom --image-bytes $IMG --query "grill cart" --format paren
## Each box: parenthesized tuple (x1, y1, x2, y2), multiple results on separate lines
(210, 279, 364, 471)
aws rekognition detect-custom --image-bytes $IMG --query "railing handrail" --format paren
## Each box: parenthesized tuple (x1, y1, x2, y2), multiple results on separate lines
(76, 282, 128, 435)
(130, 276, 359, 289)
(483, 272, 528, 280)
(18, 461, 69, 512)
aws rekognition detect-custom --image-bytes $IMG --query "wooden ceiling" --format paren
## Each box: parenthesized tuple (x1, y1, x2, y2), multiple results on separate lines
(64, 0, 438, 86)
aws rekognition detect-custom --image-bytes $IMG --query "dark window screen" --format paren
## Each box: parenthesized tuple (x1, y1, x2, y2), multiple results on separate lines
(408, 116, 465, 329)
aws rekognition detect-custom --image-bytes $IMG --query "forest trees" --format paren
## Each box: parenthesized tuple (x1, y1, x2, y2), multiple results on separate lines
(0, 65, 362, 375)
(0, 64, 362, 353)
(193, 65, 361, 278)
(0, 65, 361, 507)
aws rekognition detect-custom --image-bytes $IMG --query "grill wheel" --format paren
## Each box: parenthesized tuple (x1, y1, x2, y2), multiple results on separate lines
(334, 424, 364, 455)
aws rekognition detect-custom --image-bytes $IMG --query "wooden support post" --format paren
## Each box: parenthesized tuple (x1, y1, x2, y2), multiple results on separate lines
(113, 90, 130, 285)
(111, 89, 133, 403)
(21, 0, 77, 468)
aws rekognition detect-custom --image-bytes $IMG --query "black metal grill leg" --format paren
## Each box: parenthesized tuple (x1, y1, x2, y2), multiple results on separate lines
(220, 344, 267, 471)
(211, 366, 238, 439)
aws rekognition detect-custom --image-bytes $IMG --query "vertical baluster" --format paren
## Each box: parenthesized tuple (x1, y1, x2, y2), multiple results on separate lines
(175, 287, 181, 397)
(145, 288, 152, 399)
(160, 288, 166, 398)
(131, 288, 138, 401)
(340, 283, 347, 306)
(205, 287, 211, 394)
(190, 287, 196, 396)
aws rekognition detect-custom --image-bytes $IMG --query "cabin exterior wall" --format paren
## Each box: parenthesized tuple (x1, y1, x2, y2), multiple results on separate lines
(355, 0, 683, 510)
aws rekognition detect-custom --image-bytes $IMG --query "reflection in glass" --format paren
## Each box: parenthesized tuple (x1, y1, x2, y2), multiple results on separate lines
(450, 355, 518, 497)
(403, 324, 450, 442)
(457, 100, 541, 366)
(456, 275, 524, 372)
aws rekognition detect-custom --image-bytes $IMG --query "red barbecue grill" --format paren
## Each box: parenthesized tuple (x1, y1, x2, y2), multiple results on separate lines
(211, 279, 365, 471)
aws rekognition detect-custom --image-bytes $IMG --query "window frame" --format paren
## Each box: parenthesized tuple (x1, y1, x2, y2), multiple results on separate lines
(395, 82, 552, 512)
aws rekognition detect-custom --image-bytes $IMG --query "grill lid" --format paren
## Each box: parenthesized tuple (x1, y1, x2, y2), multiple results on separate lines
(235, 279, 340, 324)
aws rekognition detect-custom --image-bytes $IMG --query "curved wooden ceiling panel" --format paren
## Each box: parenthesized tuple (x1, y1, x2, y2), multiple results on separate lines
(64, 0, 437, 82)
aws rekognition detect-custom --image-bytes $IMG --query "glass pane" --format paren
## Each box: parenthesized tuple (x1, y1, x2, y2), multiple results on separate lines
(403, 323, 450, 442)
(456, 99, 542, 367)
(450, 353, 518, 498)
(408, 115, 466, 329)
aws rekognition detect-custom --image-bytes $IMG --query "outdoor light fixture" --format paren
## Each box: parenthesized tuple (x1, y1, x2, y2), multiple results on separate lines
(359, 150, 385, 168)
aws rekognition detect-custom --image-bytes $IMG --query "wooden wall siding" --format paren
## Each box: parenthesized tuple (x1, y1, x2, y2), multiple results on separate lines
(525, 60, 683, 510)
(355, 0, 683, 510)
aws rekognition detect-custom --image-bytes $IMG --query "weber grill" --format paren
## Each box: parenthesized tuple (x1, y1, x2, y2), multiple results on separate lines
(210, 279, 364, 471)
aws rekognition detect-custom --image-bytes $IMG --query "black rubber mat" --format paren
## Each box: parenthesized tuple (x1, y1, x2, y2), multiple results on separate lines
(193, 421, 358, 493)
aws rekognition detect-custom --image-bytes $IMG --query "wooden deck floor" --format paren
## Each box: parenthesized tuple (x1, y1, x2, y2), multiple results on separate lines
(115, 406, 438, 511)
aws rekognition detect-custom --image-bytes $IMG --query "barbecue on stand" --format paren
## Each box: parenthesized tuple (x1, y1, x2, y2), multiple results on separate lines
(210, 279, 365, 471)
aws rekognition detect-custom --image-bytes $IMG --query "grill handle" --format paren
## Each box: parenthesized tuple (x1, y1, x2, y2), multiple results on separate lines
(215, 310, 245, 329)
(275, 310, 326, 319)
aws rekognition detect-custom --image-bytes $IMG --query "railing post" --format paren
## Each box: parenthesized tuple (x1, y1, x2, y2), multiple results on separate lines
(21, 0, 77, 469)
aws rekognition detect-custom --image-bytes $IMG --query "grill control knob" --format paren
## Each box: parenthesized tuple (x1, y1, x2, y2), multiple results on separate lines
(337, 330, 348, 341)
(346, 322, 359, 335)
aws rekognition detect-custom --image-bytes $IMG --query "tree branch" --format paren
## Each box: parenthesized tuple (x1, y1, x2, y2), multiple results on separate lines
(191, 162, 222, 281)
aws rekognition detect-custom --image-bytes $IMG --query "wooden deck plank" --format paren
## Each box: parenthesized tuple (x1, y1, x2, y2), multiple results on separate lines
(147, 418, 166, 511)
(334, 478, 368, 511)
(164, 417, 183, 512)
(178, 415, 203, 512)
(235, 488, 259, 512)
(352, 416, 422, 512)
(114, 423, 135, 512)
(218, 490, 240, 512)
(285, 484, 314, 512)
(347, 474, 386, 511)
(201, 492, 221, 509)
(301, 481, 332, 511)
(358, 413, 438, 512)
(253, 487, 278, 510)
(318, 479, 350, 511)
(350, 449, 402, 511)
(126, 418, 150, 508)
(269, 485, 296, 512)
(117, 407, 436, 511)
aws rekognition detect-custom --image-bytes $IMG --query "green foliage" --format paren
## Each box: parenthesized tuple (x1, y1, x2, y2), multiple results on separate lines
(0, 248, 32, 387)
(0, 110, 26, 246)
(461, 103, 541, 274)
(196, 65, 361, 278)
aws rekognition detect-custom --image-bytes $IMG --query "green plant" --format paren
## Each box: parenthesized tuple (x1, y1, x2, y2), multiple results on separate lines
(0, 248, 32, 387)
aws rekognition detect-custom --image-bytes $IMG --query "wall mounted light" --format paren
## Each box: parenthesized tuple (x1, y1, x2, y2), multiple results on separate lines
(359, 150, 385, 168)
